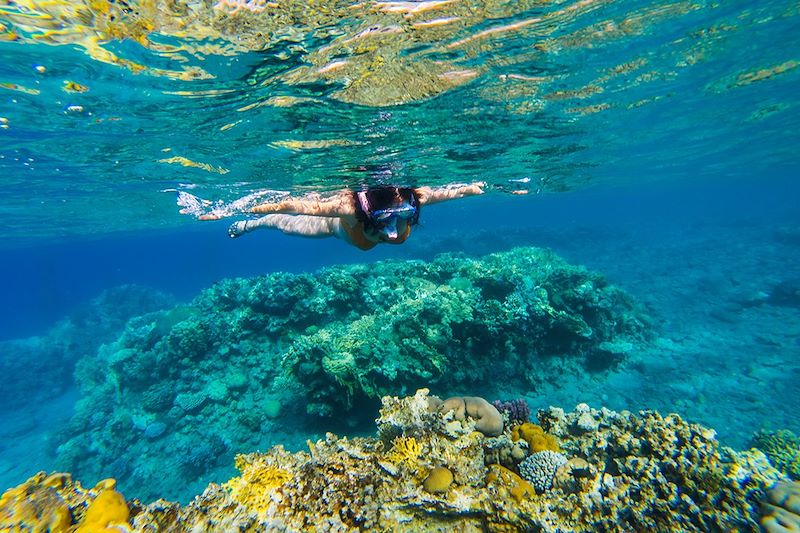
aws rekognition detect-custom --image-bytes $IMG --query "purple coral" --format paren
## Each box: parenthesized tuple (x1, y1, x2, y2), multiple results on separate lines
(492, 398, 531, 425)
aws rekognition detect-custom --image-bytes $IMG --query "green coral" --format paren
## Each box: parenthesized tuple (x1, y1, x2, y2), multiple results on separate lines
(752, 429, 800, 480)
(286, 248, 650, 415)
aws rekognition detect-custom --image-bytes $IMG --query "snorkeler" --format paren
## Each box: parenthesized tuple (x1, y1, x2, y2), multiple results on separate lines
(221, 183, 484, 250)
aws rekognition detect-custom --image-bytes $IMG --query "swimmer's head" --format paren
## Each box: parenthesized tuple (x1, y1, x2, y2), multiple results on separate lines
(356, 187, 420, 241)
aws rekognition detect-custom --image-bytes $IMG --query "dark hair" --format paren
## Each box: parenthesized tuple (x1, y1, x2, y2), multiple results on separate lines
(354, 186, 421, 229)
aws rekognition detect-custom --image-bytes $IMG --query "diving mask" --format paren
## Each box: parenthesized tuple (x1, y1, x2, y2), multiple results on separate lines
(372, 201, 417, 239)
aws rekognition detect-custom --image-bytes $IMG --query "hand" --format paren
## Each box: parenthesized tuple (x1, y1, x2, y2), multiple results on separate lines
(466, 181, 486, 195)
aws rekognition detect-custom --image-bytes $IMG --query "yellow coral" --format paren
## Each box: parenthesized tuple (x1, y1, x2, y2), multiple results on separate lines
(422, 467, 453, 494)
(0, 475, 72, 532)
(384, 436, 422, 467)
(74, 485, 129, 533)
(512, 423, 560, 453)
(486, 464, 535, 502)
(225, 455, 292, 515)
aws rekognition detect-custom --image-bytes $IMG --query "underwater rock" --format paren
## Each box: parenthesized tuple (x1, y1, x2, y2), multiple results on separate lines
(4, 392, 791, 532)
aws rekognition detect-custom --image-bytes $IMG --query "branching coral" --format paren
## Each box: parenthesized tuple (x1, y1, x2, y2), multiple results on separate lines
(752, 429, 800, 480)
(224, 455, 292, 516)
(384, 436, 422, 469)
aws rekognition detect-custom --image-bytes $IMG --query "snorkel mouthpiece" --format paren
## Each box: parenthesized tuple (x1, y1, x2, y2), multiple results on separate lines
(383, 218, 399, 239)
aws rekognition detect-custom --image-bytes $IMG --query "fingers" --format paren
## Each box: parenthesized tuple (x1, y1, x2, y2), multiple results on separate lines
(469, 182, 485, 195)
(198, 214, 221, 221)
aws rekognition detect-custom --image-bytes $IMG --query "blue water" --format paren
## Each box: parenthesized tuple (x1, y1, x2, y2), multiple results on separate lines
(0, 0, 799, 506)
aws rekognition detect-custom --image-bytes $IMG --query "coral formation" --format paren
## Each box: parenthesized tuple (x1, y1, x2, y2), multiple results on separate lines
(0, 285, 174, 408)
(6, 390, 791, 532)
(286, 247, 650, 416)
(0, 474, 129, 533)
(752, 429, 800, 480)
(434, 396, 504, 437)
(492, 398, 531, 425)
(761, 481, 800, 533)
(511, 422, 561, 453)
(52, 248, 650, 501)
(422, 466, 454, 494)
(0, 473, 72, 532)
(486, 464, 535, 503)
(518, 450, 568, 493)
(74, 486, 129, 533)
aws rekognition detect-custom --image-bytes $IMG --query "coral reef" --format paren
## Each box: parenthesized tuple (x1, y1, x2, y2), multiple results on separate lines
(52, 247, 650, 501)
(0, 285, 174, 408)
(286, 247, 650, 416)
(3, 390, 791, 532)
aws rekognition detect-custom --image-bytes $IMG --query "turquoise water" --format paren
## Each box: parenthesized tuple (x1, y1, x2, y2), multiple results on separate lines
(1, 0, 799, 506)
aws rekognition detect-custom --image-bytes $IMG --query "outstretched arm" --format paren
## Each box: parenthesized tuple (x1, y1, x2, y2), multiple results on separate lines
(251, 191, 356, 216)
(229, 214, 340, 239)
(415, 182, 485, 206)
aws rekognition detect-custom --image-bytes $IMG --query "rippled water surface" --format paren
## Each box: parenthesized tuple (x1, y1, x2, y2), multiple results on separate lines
(1, 0, 798, 242)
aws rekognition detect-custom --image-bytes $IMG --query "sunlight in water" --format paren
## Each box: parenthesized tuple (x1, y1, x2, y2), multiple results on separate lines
(0, 0, 798, 240)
